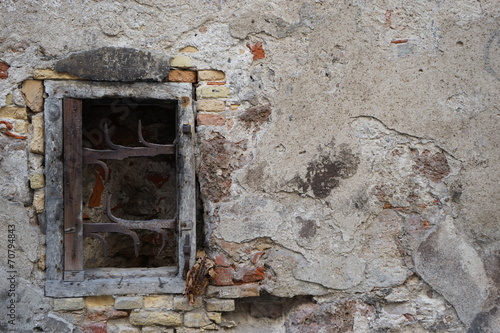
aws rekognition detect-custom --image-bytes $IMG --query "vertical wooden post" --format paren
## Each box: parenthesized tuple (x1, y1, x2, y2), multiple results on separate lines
(63, 98, 84, 281)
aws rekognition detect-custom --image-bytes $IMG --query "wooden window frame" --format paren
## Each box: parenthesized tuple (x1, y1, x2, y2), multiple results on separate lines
(44, 80, 196, 297)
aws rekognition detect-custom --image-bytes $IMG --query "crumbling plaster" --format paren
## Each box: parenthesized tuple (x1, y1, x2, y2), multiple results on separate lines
(1, 0, 499, 332)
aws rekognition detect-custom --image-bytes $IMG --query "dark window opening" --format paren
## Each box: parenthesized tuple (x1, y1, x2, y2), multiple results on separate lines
(79, 99, 178, 269)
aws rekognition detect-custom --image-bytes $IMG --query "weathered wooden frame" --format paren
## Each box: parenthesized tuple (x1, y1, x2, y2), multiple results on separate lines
(44, 80, 196, 297)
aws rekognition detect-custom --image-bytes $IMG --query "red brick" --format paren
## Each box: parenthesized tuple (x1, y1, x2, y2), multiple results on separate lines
(168, 69, 197, 83)
(0, 62, 9, 79)
(251, 251, 265, 265)
(207, 81, 226, 85)
(246, 42, 265, 60)
(213, 266, 235, 286)
(197, 113, 225, 126)
(82, 322, 106, 333)
(214, 254, 231, 267)
(241, 266, 266, 283)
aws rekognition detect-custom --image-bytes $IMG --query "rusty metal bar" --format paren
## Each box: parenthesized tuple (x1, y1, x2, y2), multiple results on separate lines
(83, 223, 141, 257)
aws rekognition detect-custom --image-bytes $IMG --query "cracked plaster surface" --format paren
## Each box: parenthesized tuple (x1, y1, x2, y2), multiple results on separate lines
(1, 0, 499, 331)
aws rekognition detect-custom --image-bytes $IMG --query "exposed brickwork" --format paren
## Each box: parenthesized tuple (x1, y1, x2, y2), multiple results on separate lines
(197, 100, 225, 112)
(246, 42, 265, 60)
(0, 61, 9, 79)
(206, 284, 260, 298)
(171, 55, 192, 68)
(197, 70, 225, 81)
(82, 322, 107, 333)
(196, 86, 230, 99)
(168, 69, 197, 83)
(179, 46, 199, 53)
(213, 266, 235, 286)
(197, 113, 225, 126)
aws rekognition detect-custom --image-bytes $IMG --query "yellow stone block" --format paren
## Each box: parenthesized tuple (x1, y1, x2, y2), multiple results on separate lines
(198, 70, 225, 81)
(5, 94, 13, 105)
(30, 113, 44, 154)
(33, 68, 80, 80)
(144, 295, 173, 309)
(179, 46, 199, 53)
(21, 80, 44, 112)
(14, 120, 29, 134)
(171, 55, 193, 68)
(197, 100, 226, 112)
(129, 310, 182, 326)
(33, 189, 45, 213)
(196, 86, 230, 99)
(0, 106, 28, 120)
(85, 295, 115, 309)
(30, 173, 45, 189)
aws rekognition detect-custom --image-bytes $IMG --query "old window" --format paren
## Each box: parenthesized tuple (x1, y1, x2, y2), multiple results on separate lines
(44, 81, 196, 297)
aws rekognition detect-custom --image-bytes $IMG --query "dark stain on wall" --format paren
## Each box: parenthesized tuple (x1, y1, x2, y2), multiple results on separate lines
(298, 147, 359, 199)
(297, 217, 317, 239)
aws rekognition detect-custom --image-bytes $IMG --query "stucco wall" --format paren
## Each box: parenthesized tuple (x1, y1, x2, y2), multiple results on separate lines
(1, 1, 499, 332)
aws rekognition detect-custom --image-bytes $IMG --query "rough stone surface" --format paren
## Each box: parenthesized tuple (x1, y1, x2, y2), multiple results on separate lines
(129, 310, 182, 327)
(173, 296, 203, 311)
(53, 298, 85, 311)
(206, 284, 260, 299)
(55, 47, 170, 82)
(107, 319, 141, 333)
(205, 299, 235, 312)
(141, 327, 175, 333)
(144, 295, 174, 309)
(85, 296, 115, 309)
(183, 310, 213, 328)
(114, 296, 144, 310)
